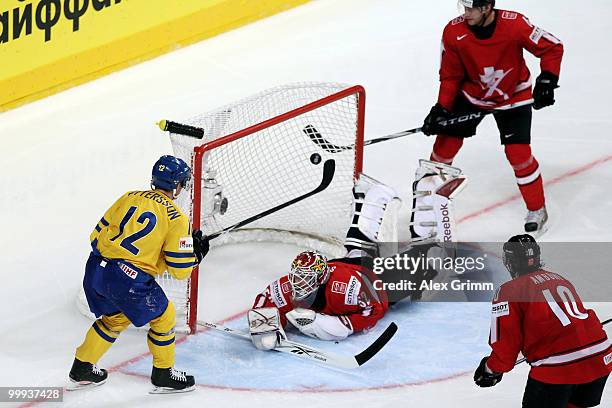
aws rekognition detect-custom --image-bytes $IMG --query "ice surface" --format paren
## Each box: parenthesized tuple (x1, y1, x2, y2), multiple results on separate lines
(1, 0, 611, 407)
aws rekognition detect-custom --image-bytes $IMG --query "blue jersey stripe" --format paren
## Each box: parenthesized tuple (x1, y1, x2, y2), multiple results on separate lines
(91, 238, 100, 255)
(147, 334, 175, 347)
(164, 251, 196, 258)
(93, 322, 116, 343)
(95, 225, 102, 232)
(166, 260, 197, 268)
(100, 217, 109, 226)
(149, 328, 175, 337)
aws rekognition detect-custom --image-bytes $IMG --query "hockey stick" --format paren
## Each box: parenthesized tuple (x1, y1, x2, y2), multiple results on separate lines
(157, 118, 336, 239)
(198, 320, 398, 369)
(158, 120, 204, 139)
(207, 159, 335, 240)
(305, 99, 534, 153)
(514, 317, 612, 366)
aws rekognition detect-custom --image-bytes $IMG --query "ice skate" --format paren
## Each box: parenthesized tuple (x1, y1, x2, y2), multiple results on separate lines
(150, 367, 195, 394)
(524, 206, 548, 237)
(67, 358, 108, 391)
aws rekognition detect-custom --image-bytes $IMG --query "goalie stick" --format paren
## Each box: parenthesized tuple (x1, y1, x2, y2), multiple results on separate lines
(207, 159, 335, 240)
(198, 320, 398, 369)
(305, 99, 534, 153)
(514, 317, 612, 366)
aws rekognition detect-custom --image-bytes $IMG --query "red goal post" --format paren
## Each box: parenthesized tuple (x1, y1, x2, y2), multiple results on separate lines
(170, 83, 366, 333)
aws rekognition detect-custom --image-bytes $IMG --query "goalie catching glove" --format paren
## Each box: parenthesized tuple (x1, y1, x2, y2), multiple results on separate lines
(248, 307, 286, 350)
(286, 308, 353, 341)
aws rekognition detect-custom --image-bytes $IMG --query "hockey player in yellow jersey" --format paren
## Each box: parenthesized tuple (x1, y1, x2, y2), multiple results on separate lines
(68, 155, 209, 394)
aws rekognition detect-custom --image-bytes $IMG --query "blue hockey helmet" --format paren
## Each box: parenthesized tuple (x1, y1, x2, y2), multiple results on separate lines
(151, 155, 191, 191)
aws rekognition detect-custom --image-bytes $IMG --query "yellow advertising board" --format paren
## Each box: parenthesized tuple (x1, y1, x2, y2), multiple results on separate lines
(0, 0, 309, 111)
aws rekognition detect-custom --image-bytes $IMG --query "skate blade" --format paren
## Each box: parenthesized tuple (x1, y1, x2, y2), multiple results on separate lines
(66, 378, 107, 391)
(149, 385, 195, 394)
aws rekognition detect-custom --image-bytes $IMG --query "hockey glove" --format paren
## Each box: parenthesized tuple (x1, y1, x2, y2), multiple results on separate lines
(286, 308, 353, 341)
(473, 357, 503, 387)
(533, 71, 559, 110)
(422, 103, 452, 136)
(248, 307, 286, 350)
(192, 230, 209, 264)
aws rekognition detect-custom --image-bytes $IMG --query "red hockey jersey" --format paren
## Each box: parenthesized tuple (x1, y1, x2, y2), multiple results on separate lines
(487, 270, 612, 384)
(438, 10, 563, 110)
(252, 260, 388, 334)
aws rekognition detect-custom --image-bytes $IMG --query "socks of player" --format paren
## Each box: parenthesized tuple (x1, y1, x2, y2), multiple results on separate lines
(430, 134, 464, 164)
(504, 144, 545, 211)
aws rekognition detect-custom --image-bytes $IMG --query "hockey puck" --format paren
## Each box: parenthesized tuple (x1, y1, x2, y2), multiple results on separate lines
(310, 153, 322, 165)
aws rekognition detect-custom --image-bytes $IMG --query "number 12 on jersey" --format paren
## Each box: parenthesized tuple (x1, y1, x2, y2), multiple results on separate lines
(109, 206, 157, 255)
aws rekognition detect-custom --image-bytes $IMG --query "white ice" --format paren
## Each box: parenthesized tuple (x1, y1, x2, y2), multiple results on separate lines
(1, 0, 611, 407)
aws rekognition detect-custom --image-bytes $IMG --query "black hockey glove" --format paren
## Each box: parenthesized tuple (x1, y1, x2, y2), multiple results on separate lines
(533, 71, 559, 110)
(192, 230, 210, 264)
(473, 357, 503, 387)
(422, 103, 452, 136)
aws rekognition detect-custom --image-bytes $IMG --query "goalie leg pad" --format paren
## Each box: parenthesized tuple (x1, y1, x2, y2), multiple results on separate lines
(345, 174, 401, 257)
(411, 160, 467, 242)
(286, 308, 353, 341)
(248, 307, 286, 350)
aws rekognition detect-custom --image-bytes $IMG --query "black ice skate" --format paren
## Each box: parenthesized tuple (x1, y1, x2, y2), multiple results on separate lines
(524, 206, 548, 237)
(67, 358, 108, 391)
(150, 367, 195, 394)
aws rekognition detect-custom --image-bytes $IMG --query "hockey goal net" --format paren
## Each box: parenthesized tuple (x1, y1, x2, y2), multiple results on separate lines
(77, 83, 365, 333)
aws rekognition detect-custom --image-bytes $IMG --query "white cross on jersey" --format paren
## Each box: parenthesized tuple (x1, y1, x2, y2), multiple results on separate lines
(479, 66, 513, 100)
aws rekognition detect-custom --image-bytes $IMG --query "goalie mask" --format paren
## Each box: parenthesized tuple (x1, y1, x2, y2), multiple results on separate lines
(289, 251, 330, 300)
(502, 234, 542, 279)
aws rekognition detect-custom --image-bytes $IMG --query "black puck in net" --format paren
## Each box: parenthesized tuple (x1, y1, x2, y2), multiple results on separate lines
(310, 153, 322, 165)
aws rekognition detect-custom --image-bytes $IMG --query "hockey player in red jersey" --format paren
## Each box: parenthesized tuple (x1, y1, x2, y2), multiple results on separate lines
(422, 0, 564, 235)
(474, 235, 611, 408)
(247, 167, 467, 349)
(249, 250, 389, 345)
(247, 178, 399, 347)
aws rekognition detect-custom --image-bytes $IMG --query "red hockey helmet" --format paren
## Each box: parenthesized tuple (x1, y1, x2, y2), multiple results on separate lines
(289, 251, 330, 300)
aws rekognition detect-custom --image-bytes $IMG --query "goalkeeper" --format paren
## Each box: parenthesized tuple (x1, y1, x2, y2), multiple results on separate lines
(248, 161, 467, 350)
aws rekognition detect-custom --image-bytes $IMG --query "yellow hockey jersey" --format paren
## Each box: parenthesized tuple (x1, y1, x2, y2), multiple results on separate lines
(90, 190, 197, 280)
